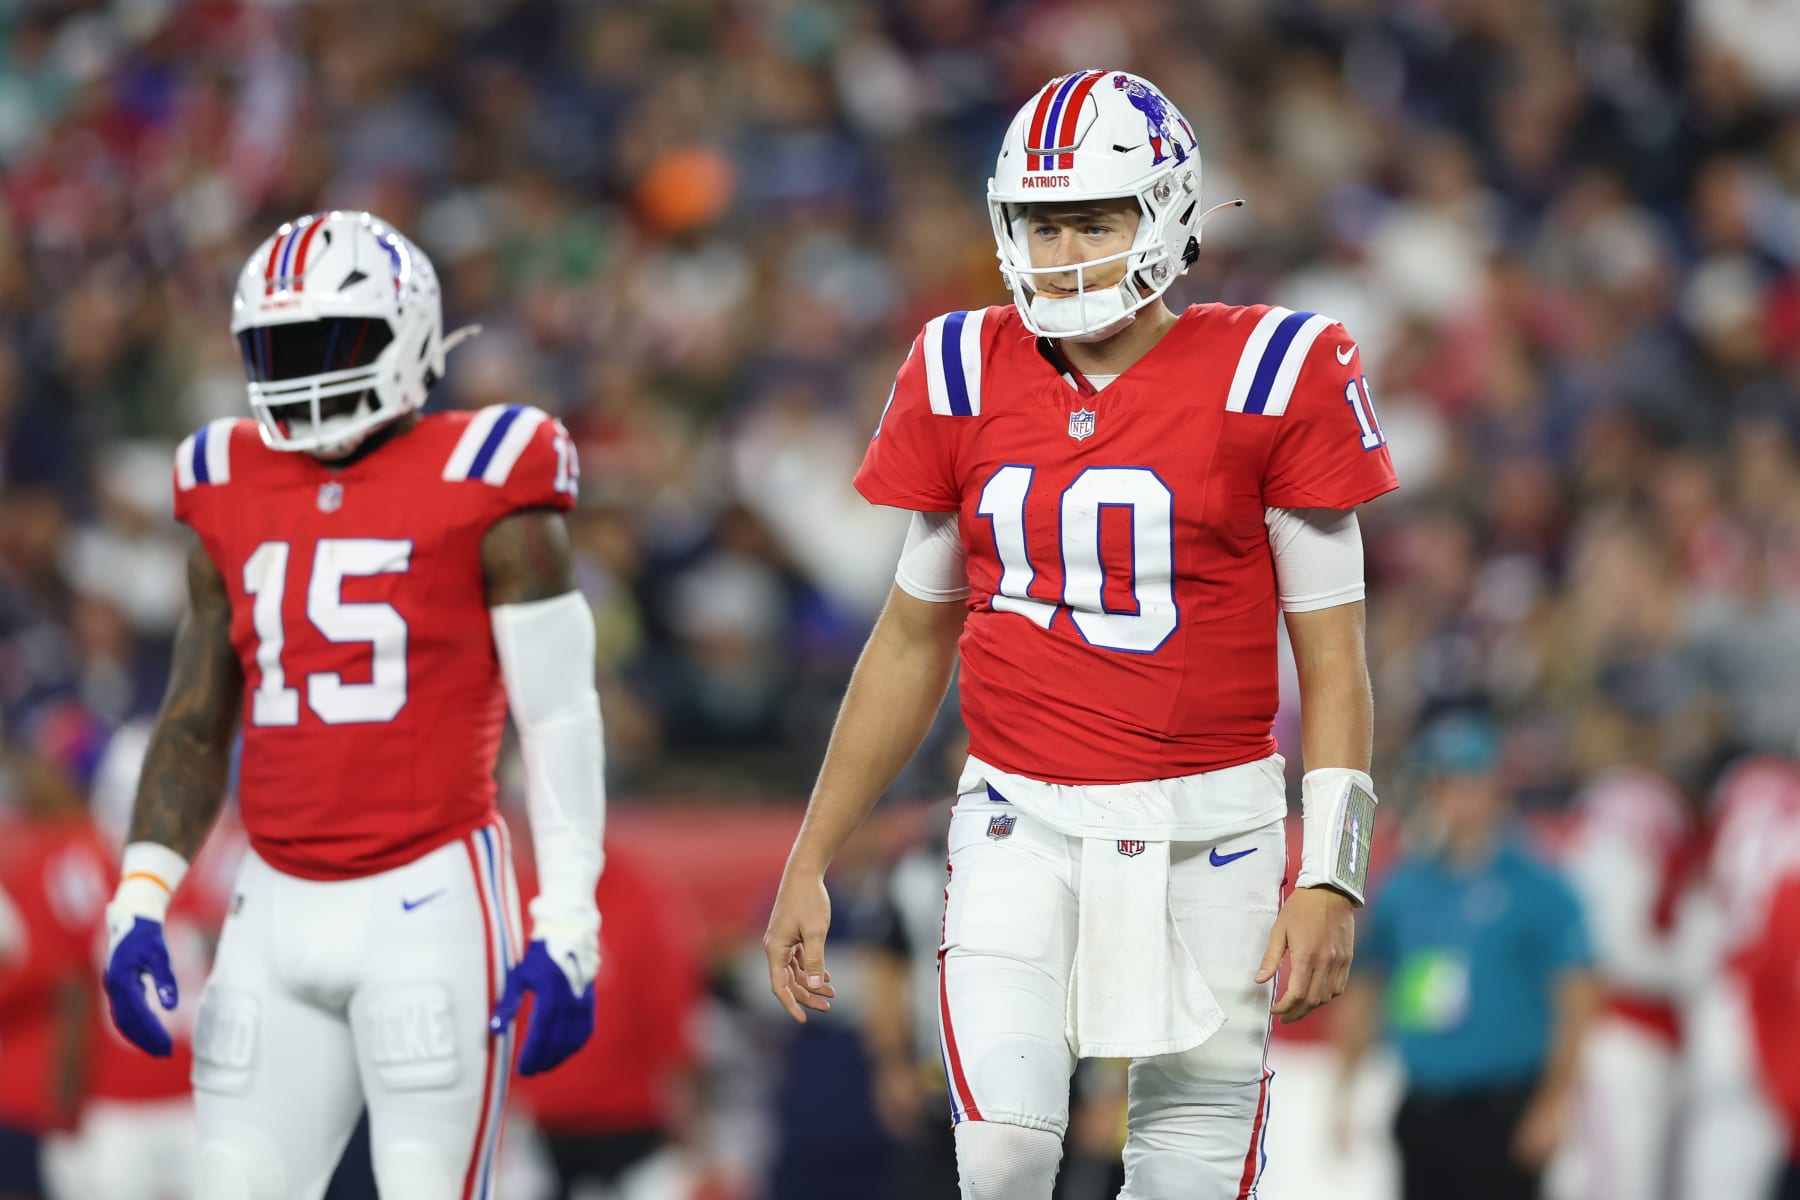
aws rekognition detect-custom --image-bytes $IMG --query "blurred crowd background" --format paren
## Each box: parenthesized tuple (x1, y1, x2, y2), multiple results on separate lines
(3, 0, 1800, 1198)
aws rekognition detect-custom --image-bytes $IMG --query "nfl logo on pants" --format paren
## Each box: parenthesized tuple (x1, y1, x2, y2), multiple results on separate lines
(987, 814, 1016, 841)
(1117, 839, 1146, 857)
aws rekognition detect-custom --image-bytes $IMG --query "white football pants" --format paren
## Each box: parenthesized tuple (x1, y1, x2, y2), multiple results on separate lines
(939, 793, 1284, 1199)
(1677, 977, 1785, 1200)
(191, 819, 521, 1200)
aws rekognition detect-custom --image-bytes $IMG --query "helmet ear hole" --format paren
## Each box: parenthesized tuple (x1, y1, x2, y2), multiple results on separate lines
(1182, 236, 1200, 269)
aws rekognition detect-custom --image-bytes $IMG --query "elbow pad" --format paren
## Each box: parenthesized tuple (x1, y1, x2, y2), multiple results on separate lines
(491, 591, 606, 930)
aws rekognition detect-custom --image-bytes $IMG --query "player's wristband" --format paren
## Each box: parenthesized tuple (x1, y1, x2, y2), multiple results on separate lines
(1296, 767, 1378, 906)
(111, 842, 189, 923)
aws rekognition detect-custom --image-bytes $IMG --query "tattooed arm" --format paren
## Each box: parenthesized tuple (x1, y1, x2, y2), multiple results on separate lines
(481, 505, 605, 1076)
(482, 508, 579, 604)
(128, 538, 243, 858)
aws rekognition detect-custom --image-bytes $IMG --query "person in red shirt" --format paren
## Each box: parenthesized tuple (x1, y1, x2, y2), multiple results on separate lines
(764, 70, 1397, 1198)
(0, 705, 113, 1200)
(98, 211, 607, 1200)
(515, 840, 705, 1197)
(1744, 846, 1800, 1200)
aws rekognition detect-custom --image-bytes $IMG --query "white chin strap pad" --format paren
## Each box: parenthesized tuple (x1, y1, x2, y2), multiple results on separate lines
(1029, 286, 1136, 342)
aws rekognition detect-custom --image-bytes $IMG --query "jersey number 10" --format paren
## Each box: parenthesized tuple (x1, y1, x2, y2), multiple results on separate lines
(243, 538, 412, 727)
(977, 466, 1177, 654)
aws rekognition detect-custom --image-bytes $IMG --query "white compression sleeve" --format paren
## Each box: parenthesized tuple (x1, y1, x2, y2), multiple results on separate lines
(1264, 507, 1365, 612)
(895, 510, 970, 602)
(490, 591, 606, 929)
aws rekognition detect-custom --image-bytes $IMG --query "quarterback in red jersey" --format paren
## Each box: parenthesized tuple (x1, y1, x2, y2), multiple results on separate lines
(100, 211, 607, 1200)
(766, 71, 1397, 1197)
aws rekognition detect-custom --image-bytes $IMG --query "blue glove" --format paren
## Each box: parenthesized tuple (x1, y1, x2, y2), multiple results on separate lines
(104, 915, 178, 1057)
(489, 933, 596, 1076)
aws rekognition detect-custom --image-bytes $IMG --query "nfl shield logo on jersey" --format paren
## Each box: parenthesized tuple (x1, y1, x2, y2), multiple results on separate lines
(1117, 839, 1146, 857)
(987, 814, 1016, 841)
(1068, 408, 1097, 441)
(317, 481, 344, 513)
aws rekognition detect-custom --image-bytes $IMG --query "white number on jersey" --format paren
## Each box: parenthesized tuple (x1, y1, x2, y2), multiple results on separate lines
(1345, 376, 1385, 450)
(244, 538, 412, 727)
(977, 465, 1177, 653)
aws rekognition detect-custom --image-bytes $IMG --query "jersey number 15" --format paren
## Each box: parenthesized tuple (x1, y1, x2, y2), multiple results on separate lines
(243, 538, 412, 727)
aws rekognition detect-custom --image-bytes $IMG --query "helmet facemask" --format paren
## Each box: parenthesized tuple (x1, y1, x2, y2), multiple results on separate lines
(990, 176, 1196, 343)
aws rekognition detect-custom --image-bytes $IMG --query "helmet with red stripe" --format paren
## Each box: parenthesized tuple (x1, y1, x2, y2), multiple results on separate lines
(230, 211, 477, 457)
(988, 71, 1236, 341)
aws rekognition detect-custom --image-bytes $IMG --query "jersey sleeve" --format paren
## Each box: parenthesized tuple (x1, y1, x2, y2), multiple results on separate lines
(853, 326, 964, 511)
(440, 404, 579, 517)
(171, 418, 250, 531)
(1261, 326, 1399, 510)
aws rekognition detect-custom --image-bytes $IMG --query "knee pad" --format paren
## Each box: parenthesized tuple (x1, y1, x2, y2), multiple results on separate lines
(371, 1140, 459, 1200)
(954, 1120, 1063, 1200)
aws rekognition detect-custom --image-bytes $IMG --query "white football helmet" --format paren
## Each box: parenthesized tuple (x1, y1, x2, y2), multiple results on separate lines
(230, 210, 477, 456)
(988, 70, 1238, 341)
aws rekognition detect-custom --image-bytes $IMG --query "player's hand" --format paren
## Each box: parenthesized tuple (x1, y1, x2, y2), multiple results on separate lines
(490, 914, 598, 1076)
(763, 869, 836, 1023)
(1257, 885, 1355, 1024)
(1510, 1087, 1568, 1169)
(103, 911, 178, 1057)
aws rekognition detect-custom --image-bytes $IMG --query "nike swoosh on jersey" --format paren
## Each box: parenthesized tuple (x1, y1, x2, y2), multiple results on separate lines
(401, 890, 446, 912)
(1208, 846, 1259, 867)
(1336, 343, 1356, 365)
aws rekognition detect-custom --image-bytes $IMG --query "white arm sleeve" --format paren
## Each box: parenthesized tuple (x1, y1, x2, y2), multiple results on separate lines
(895, 510, 970, 603)
(1264, 507, 1365, 612)
(491, 591, 606, 931)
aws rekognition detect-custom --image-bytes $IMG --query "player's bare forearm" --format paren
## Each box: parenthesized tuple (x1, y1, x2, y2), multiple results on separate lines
(787, 585, 965, 875)
(129, 540, 243, 858)
(1284, 601, 1373, 772)
(1539, 970, 1600, 1099)
(482, 508, 579, 605)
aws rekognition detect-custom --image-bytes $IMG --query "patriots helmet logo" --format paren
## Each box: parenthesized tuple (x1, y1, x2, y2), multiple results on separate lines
(1113, 74, 1189, 166)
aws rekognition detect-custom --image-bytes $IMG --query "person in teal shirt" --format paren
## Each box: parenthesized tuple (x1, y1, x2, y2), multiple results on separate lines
(1335, 714, 1600, 1200)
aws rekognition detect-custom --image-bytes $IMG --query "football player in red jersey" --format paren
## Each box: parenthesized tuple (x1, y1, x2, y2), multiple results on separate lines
(99, 211, 607, 1200)
(764, 71, 1398, 1197)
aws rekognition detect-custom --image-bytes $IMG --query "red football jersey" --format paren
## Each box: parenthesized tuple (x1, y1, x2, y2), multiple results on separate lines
(856, 304, 1397, 785)
(173, 406, 578, 880)
(0, 816, 111, 1131)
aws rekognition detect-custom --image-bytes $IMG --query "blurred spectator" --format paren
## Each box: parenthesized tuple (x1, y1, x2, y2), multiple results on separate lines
(1744, 843, 1800, 1200)
(1674, 757, 1800, 1200)
(1554, 768, 1701, 1200)
(0, 705, 112, 1200)
(1335, 714, 1599, 1200)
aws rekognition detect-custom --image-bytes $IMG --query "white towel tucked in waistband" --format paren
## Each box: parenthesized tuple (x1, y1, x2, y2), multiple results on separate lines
(1067, 835, 1225, 1059)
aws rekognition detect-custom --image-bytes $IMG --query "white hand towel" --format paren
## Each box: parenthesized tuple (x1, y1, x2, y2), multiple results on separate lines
(1067, 835, 1225, 1059)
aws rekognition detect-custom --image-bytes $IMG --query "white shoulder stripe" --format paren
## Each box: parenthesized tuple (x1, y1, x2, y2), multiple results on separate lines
(1225, 307, 1293, 414)
(1261, 313, 1334, 417)
(480, 407, 547, 485)
(203, 417, 235, 485)
(442, 405, 507, 482)
(957, 307, 985, 417)
(922, 313, 952, 416)
(921, 310, 984, 417)
(175, 432, 198, 491)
